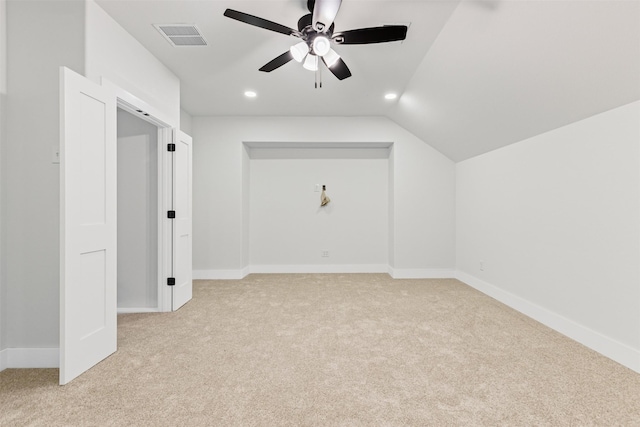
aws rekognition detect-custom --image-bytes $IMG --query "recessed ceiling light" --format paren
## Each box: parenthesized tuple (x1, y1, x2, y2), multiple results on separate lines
(384, 93, 398, 100)
(244, 90, 257, 98)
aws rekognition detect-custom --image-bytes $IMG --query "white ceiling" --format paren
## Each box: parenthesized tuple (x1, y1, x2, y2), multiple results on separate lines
(95, 0, 640, 161)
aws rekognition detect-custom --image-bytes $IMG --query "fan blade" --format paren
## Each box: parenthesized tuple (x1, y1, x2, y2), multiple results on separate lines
(259, 51, 294, 72)
(323, 57, 351, 80)
(333, 25, 407, 45)
(223, 9, 299, 37)
(312, 0, 342, 32)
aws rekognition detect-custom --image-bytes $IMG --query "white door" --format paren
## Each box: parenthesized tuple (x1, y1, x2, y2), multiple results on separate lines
(171, 131, 193, 310)
(59, 67, 117, 384)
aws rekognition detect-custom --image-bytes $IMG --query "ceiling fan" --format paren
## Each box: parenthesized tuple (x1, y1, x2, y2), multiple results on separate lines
(223, 0, 408, 81)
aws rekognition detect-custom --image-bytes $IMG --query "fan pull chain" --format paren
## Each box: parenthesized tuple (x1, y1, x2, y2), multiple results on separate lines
(315, 66, 323, 89)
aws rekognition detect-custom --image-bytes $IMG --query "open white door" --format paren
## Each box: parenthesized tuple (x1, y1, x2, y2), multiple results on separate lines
(60, 67, 117, 384)
(171, 131, 193, 310)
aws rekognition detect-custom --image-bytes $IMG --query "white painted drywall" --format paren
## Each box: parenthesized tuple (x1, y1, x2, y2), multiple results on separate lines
(388, 147, 395, 268)
(85, 0, 180, 127)
(242, 145, 250, 271)
(0, 0, 6, 358)
(249, 158, 388, 269)
(2, 0, 85, 350)
(117, 109, 158, 309)
(456, 101, 640, 351)
(180, 109, 192, 135)
(391, 131, 456, 273)
(191, 116, 455, 277)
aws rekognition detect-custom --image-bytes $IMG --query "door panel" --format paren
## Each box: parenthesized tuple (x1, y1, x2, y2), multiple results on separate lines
(172, 131, 192, 310)
(60, 67, 117, 384)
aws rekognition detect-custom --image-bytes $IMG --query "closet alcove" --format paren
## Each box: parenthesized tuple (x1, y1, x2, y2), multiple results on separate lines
(242, 142, 394, 272)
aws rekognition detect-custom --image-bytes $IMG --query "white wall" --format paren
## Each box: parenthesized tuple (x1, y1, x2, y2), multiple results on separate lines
(85, 0, 180, 127)
(0, 0, 6, 361)
(391, 132, 456, 275)
(456, 101, 640, 371)
(180, 109, 192, 135)
(388, 148, 395, 268)
(191, 116, 456, 278)
(242, 144, 250, 271)
(0, 0, 182, 365)
(249, 157, 388, 271)
(117, 109, 158, 309)
(2, 0, 85, 354)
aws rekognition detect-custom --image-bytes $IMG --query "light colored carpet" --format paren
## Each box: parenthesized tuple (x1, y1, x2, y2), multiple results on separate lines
(1, 274, 639, 426)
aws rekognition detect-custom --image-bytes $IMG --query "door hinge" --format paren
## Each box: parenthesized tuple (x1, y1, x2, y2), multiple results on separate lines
(167, 143, 176, 152)
(167, 210, 176, 219)
(167, 277, 175, 286)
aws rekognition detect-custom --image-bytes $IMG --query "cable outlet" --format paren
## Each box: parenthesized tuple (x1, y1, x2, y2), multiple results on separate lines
(321, 250, 329, 258)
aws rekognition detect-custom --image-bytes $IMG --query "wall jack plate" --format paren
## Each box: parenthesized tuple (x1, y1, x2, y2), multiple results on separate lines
(52, 147, 60, 164)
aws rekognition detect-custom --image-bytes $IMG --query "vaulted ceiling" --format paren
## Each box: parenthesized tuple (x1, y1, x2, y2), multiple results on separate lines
(96, 0, 640, 161)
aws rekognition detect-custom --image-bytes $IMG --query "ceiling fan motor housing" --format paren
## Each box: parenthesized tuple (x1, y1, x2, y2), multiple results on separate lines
(298, 14, 335, 56)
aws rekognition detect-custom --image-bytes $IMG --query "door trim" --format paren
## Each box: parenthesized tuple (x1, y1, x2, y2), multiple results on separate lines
(101, 79, 176, 313)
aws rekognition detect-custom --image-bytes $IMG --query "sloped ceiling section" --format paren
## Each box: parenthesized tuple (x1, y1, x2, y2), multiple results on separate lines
(391, 0, 640, 161)
(95, 0, 640, 162)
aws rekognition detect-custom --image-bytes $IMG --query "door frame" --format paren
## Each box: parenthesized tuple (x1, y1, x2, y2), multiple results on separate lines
(102, 79, 175, 313)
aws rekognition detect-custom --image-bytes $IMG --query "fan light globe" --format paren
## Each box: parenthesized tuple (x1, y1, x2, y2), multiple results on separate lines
(290, 41, 309, 63)
(323, 48, 340, 68)
(312, 36, 331, 57)
(303, 54, 318, 71)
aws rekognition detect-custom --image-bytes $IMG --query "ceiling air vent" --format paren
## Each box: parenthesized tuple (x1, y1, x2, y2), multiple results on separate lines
(154, 24, 207, 46)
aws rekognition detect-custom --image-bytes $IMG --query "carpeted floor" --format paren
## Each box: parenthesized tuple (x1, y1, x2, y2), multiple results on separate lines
(1, 274, 640, 426)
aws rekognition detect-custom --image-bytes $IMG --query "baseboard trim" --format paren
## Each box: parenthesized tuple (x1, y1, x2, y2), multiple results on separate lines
(455, 271, 640, 374)
(0, 347, 59, 369)
(250, 264, 389, 274)
(388, 267, 456, 279)
(0, 348, 7, 371)
(117, 307, 161, 314)
(193, 269, 247, 280)
(194, 265, 391, 279)
(241, 266, 251, 278)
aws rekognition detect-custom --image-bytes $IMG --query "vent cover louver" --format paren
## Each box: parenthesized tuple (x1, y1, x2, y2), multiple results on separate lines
(154, 24, 207, 46)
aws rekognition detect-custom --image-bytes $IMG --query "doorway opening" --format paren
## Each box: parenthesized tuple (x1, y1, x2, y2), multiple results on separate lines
(116, 108, 162, 312)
